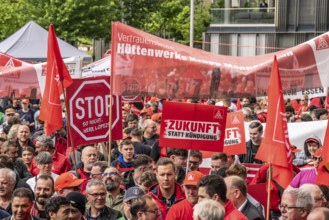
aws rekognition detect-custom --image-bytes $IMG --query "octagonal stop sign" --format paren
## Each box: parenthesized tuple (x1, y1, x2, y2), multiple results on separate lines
(66, 76, 122, 147)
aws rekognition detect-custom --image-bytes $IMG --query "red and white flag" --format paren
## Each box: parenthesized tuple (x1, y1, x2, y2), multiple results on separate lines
(255, 56, 294, 188)
(316, 113, 329, 185)
(39, 24, 73, 136)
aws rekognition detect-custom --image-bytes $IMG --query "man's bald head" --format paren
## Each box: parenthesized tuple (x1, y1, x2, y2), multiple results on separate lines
(301, 184, 327, 208)
(81, 146, 98, 172)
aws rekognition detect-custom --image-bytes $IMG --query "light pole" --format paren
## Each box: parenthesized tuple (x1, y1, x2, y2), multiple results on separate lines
(190, 0, 194, 48)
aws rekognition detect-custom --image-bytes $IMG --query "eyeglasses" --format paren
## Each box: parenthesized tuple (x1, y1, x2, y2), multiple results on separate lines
(103, 172, 120, 177)
(143, 209, 161, 216)
(189, 161, 200, 165)
(278, 204, 305, 211)
(6, 113, 14, 116)
(148, 126, 157, 129)
(87, 192, 107, 198)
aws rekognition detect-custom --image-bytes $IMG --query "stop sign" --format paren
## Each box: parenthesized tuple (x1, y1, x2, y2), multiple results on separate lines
(67, 77, 122, 146)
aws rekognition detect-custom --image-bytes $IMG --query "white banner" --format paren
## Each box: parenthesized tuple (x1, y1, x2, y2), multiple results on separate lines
(82, 56, 110, 78)
(201, 120, 327, 167)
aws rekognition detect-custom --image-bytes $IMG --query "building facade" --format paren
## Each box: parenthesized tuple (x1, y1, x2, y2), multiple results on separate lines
(203, 0, 329, 56)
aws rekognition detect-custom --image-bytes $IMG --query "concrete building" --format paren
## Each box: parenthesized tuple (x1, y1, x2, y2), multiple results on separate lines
(203, 0, 329, 56)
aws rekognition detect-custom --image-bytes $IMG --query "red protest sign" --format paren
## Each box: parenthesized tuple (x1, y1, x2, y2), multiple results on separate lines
(66, 76, 122, 147)
(223, 111, 246, 155)
(159, 102, 227, 152)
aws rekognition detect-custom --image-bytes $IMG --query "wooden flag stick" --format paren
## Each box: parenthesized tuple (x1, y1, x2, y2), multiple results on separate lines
(108, 89, 113, 167)
(266, 163, 272, 220)
(186, 149, 191, 173)
(61, 82, 77, 171)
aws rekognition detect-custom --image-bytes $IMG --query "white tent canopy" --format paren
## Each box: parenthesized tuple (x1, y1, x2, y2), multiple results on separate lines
(0, 21, 91, 62)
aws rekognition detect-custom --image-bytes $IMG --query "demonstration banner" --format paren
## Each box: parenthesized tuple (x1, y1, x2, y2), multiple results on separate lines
(159, 101, 227, 151)
(82, 56, 110, 78)
(202, 111, 246, 158)
(0, 52, 82, 99)
(223, 111, 246, 155)
(200, 120, 327, 169)
(111, 22, 329, 99)
(66, 76, 122, 147)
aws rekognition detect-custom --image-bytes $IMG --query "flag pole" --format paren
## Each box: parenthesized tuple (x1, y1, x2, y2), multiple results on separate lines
(266, 163, 272, 220)
(108, 88, 113, 167)
(61, 82, 78, 171)
(186, 150, 191, 173)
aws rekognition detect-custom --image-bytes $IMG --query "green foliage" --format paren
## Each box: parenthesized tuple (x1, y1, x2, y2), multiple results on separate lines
(0, 0, 211, 48)
(146, 0, 211, 45)
(0, 0, 31, 41)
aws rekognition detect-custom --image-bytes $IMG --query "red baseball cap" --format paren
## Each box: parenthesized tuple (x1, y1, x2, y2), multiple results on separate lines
(55, 172, 85, 191)
(21, 99, 29, 104)
(140, 108, 150, 115)
(183, 171, 204, 186)
(151, 113, 162, 121)
(150, 97, 160, 102)
(305, 137, 320, 144)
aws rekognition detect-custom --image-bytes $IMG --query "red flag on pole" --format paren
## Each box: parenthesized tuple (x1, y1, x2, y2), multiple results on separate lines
(39, 24, 73, 136)
(316, 118, 329, 185)
(255, 56, 293, 189)
(236, 98, 242, 110)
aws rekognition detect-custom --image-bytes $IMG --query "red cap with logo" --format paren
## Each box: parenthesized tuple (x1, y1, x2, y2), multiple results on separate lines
(55, 172, 85, 191)
(183, 171, 204, 186)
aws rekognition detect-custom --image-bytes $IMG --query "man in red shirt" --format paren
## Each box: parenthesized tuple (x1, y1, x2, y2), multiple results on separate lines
(147, 158, 185, 219)
(77, 146, 98, 192)
(30, 135, 71, 176)
(197, 175, 248, 220)
(166, 171, 204, 220)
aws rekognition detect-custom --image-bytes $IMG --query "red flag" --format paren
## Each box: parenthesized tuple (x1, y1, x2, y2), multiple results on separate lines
(39, 24, 73, 136)
(255, 56, 293, 188)
(236, 98, 242, 110)
(316, 118, 329, 185)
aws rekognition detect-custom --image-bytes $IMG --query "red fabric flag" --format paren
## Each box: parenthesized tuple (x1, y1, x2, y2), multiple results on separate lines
(316, 115, 329, 185)
(236, 98, 242, 110)
(255, 56, 293, 189)
(39, 24, 73, 136)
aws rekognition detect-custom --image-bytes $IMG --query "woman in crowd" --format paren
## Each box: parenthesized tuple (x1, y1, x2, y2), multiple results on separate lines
(21, 146, 35, 171)
(293, 135, 322, 167)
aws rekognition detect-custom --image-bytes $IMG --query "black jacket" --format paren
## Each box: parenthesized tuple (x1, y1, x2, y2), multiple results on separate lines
(238, 140, 263, 164)
(85, 206, 122, 220)
(132, 141, 151, 156)
(241, 200, 265, 220)
(15, 158, 32, 181)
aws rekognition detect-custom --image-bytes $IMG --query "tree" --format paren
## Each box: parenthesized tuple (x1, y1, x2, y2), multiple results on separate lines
(0, 0, 30, 41)
(145, 0, 210, 45)
(0, 0, 121, 43)
(26, 0, 121, 43)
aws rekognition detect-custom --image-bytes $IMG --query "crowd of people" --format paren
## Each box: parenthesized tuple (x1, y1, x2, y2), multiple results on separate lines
(0, 94, 326, 220)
